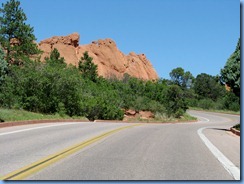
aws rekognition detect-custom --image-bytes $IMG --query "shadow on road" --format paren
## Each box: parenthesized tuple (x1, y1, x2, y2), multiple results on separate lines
(208, 128, 230, 132)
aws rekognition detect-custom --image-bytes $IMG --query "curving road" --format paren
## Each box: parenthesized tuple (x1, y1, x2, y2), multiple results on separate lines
(0, 110, 240, 180)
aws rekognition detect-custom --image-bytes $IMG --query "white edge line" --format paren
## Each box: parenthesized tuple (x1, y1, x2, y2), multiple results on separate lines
(0, 122, 81, 136)
(197, 127, 240, 180)
(195, 115, 210, 122)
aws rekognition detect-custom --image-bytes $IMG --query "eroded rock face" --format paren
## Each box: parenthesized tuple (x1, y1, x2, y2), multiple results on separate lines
(38, 33, 158, 80)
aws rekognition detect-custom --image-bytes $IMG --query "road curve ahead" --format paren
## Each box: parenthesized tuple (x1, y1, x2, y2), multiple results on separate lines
(0, 110, 240, 180)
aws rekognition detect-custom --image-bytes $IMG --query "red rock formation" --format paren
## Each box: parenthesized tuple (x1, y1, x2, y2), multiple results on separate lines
(123, 110, 154, 122)
(38, 33, 158, 80)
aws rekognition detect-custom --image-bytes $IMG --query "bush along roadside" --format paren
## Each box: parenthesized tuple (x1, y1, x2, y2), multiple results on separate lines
(0, 49, 194, 121)
(230, 124, 240, 136)
(0, 49, 240, 121)
(233, 124, 240, 131)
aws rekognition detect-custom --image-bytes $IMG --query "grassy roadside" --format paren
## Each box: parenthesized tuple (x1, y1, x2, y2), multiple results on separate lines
(189, 107, 240, 115)
(125, 112, 197, 123)
(0, 108, 88, 122)
(0, 108, 197, 123)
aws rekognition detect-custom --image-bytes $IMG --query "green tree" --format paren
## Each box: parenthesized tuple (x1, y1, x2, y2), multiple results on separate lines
(78, 51, 98, 82)
(0, 0, 40, 65)
(170, 67, 184, 86)
(45, 48, 66, 67)
(163, 85, 188, 118)
(220, 38, 240, 97)
(170, 67, 194, 89)
(0, 47, 7, 84)
(183, 71, 194, 89)
(222, 92, 240, 111)
(194, 73, 225, 101)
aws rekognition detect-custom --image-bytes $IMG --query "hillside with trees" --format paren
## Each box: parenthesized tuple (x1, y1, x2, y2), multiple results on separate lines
(0, 0, 240, 122)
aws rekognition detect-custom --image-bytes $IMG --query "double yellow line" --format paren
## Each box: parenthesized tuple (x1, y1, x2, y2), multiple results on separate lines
(1, 124, 141, 180)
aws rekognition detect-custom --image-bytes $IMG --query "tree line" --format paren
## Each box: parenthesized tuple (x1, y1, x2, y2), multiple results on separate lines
(0, 0, 240, 121)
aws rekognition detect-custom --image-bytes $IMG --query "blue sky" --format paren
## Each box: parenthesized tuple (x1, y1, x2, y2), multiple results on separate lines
(1, 0, 240, 79)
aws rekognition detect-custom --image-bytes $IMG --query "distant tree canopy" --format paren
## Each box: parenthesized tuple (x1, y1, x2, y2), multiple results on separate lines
(194, 73, 225, 101)
(221, 38, 240, 97)
(170, 67, 194, 89)
(0, 0, 40, 65)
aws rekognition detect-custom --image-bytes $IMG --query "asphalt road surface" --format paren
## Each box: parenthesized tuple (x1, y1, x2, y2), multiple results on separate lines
(0, 110, 240, 180)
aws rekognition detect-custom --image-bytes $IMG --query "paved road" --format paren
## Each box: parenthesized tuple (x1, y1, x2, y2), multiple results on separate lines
(0, 110, 240, 180)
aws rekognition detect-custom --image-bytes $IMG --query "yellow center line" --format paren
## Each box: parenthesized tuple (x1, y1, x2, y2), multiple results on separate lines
(1, 124, 142, 180)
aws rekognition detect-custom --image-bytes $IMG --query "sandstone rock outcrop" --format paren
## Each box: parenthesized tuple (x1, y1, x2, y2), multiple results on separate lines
(38, 33, 158, 80)
(123, 110, 154, 122)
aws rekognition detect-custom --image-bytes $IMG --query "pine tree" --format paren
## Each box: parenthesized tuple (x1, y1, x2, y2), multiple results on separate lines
(78, 51, 98, 82)
(45, 48, 66, 67)
(0, 47, 7, 84)
(0, 0, 40, 65)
